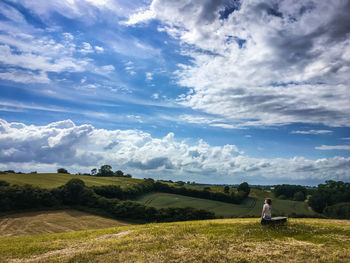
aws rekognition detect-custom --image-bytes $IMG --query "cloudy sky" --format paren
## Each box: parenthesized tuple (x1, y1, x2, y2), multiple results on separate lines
(1, 0, 350, 185)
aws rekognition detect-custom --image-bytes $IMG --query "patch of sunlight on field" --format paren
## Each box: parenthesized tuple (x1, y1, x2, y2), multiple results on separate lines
(0, 173, 142, 189)
(0, 218, 349, 262)
(0, 210, 130, 237)
(134, 192, 317, 218)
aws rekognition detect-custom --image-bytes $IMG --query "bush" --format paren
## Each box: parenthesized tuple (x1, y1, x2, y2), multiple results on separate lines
(324, 203, 350, 219)
(293, 191, 305, 201)
(57, 168, 69, 174)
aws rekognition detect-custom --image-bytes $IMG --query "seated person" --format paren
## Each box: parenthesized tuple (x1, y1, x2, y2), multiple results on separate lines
(261, 198, 272, 225)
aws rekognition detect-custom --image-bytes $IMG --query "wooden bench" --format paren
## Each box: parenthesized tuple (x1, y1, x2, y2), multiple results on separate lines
(261, 217, 287, 225)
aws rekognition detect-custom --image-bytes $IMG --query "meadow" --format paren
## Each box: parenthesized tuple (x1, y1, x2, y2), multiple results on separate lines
(0, 218, 349, 262)
(0, 173, 318, 218)
(134, 192, 317, 218)
(0, 173, 141, 189)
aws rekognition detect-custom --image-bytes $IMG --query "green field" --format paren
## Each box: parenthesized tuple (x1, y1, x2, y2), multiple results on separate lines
(0, 210, 130, 238)
(135, 192, 318, 218)
(0, 218, 349, 262)
(0, 173, 142, 189)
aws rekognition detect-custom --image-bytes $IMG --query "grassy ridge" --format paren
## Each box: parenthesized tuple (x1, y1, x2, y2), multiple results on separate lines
(0, 210, 130, 237)
(135, 192, 317, 218)
(0, 173, 141, 189)
(0, 218, 349, 262)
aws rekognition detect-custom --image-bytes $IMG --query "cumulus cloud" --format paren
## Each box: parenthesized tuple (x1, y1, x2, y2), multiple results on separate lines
(1, 119, 349, 184)
(127, 0, 350, 128)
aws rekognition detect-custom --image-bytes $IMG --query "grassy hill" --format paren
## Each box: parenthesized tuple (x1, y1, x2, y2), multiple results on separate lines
(0, 173, 142, 189)
(0, 173, 318, 218)
(0, 218, 349, 262)
(134, 192, 317, 218)
(0, 210, 130, 238)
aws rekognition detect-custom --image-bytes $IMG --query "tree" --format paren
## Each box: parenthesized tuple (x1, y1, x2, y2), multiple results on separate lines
(98, 165, 114, 177)
(57, 168, 69, 174)
(237, 182, 250, 195)
(176, 181, 185, 186)
(115, 170, 124, 177)
(293, 191, 305, 201)
(224, 186, 230, 194)
(91, 168, 97, 176)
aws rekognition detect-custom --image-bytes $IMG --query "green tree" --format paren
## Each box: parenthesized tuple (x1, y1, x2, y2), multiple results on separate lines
(91, 168, 97, 176)
(237, 182, 250, 195)
(115, 170, 124, 177)
(293, 191, 305, 201)
(98, 165, 114, 177)
(224, 186, 230, 194)
(57, 168, 69, 174)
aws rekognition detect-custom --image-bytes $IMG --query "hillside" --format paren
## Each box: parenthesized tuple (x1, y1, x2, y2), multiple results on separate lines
(0, 218, 349, 262)
(0, 210, 130, 237)
(135, 192, 317, 218)
(0, 173, 141, 189)
(0, 173, 318, 219)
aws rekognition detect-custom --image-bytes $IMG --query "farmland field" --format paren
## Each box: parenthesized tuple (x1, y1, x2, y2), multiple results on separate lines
(0, 210, 130, 237)
(0, 173, 142, 189)
(135, 192, 317, 217)
(0, 218, 349, 262)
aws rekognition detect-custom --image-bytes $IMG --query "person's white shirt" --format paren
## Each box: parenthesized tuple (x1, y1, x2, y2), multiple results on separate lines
(262, 204, 271, 217)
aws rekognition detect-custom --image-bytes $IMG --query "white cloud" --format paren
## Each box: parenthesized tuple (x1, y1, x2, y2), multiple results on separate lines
(145, 72, 153, 81)
(127, 0, 350, 128)
(123, 8, 156, 25)
(316, 145, 350, 151)
(291, 130, 333, 135)
(1, 119, 349, 184)
(152, 93, 159, 99)
(0, 2, 26, 23)
(0, 69, 50, 84)
(94, 45, 104, 53)
(80, 42, 94, 54)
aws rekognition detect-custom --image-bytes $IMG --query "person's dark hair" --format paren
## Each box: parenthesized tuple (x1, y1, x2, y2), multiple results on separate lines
(266, 198, 272, 205)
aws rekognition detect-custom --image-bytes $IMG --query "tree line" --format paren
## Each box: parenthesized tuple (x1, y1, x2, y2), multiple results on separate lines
(92, 179, 251, 204)
(308, 180, 350, 219)
(273, 184, 308, 201)
(56, 165, 133, 178)
(0, 179, 215, 222)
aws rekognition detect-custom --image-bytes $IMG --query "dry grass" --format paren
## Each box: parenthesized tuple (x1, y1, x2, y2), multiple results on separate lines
(0, 210, 130, 237)
(1, 218, 349, 262)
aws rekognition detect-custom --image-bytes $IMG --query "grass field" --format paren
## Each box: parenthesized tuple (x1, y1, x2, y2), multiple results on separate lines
(0, 173, 142, 189)
(134, 192, 318, 218)
(0, 218, 349, 262)
(0, 210, 130, 237)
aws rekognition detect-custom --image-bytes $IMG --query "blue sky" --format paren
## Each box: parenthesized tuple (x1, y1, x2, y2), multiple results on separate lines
(0, 0, 350, 185)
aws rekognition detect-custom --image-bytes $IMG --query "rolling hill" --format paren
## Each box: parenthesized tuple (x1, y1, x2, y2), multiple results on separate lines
(0, 218, 349, 262)
(0, 210, 130, 238)
(134, 192, 317, 218)
(0, 173, 141, 189)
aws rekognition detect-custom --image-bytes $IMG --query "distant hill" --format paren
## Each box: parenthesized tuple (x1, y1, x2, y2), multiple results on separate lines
(134, 192, 317, 218)
(0, 173, 318, 218)
(0, 172, 141, 189)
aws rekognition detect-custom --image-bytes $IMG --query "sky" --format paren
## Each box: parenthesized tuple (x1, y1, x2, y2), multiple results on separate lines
(0, 0, 350, 185)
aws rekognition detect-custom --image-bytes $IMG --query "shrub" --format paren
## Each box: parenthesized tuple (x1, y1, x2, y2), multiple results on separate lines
(324, 203, 350, 219)
(57, 168, 69, 174)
